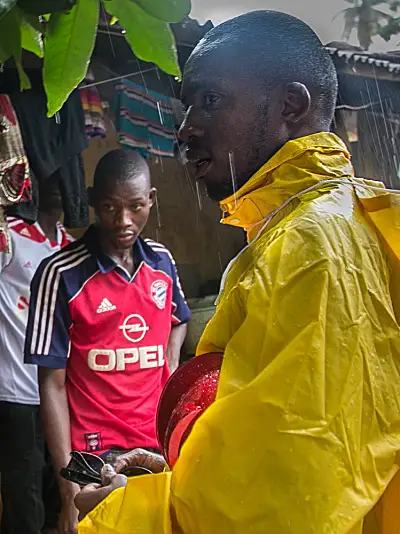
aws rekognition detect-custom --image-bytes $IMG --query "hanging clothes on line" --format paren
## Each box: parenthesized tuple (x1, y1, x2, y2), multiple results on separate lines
(80, 70, 106, 140)
(113, 79, 176, 158)
(5, 70, 89, 228)
(80, 87, 106, 140)
(0, 95, 31, 253)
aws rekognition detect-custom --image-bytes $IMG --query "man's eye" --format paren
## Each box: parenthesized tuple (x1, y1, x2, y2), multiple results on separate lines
(132, 205, 142, 212)
(103, 204, 115, 212)
(204, 94, 219, 107)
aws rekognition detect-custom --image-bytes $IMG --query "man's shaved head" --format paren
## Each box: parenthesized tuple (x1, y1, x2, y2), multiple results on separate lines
(180, 11, 339, 201)
(198, 10, 338, 127)
(93, 149, 151, 198)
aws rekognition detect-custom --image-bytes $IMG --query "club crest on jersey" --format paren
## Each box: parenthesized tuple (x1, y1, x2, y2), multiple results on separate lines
(151, 280, 168, 310)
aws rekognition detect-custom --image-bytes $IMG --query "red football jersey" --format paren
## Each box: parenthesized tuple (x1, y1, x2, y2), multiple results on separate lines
(25, 226, 190, 453)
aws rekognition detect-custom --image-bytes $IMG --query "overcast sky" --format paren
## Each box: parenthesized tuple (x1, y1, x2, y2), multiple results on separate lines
(191, 0, 399, 52)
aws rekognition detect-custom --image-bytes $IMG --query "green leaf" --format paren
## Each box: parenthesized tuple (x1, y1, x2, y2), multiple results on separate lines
(105, 0, 180, 78)
(23, 12, 44, 31)
(0, 0, 16, 20)
(20, 12, 44, 57)
(0, 7, 31, 89)
(0, 8, 17, 62)
(378, 15, 400, 39)
(17, 0, 77, 15)
(16, 58, 31, 89)
(133, 0, 191, 23)
(0, 0, 16, 7)
(43, 0, 99, 117)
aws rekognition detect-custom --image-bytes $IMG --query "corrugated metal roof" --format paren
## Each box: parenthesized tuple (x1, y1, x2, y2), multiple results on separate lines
(326, 47, 400, 74)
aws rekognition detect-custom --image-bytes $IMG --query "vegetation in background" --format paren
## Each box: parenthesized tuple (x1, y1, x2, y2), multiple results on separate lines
(337, 0, 400, 49)
(0, 0, 191, 116)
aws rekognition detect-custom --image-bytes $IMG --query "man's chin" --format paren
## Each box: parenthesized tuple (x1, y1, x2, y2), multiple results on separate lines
(204, 179, 232, 203)
(112, 237, 136, 250)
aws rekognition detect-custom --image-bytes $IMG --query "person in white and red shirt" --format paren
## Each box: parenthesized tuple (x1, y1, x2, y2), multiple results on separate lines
(0, 179, 72, 534)
(24, 149, 190, 534)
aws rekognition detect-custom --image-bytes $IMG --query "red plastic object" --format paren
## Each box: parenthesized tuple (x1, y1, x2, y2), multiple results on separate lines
(157, 353, 223, 468)
(168, 408, 202, 467)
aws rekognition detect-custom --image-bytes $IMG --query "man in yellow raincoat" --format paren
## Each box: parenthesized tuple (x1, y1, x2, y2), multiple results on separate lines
(75, 10, 400, 534)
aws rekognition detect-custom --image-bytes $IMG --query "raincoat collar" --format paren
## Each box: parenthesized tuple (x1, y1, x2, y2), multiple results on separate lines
(219, 132, 353, 242)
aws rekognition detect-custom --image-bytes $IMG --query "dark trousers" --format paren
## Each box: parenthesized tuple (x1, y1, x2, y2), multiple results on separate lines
(42, 448, 61, 531)
(0, 402, 45, 534)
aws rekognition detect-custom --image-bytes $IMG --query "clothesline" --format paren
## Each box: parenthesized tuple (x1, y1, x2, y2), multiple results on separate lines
(81, 74, 375, 110)
(80, 67, 157, 89)
(80, 63, 180, 158)
(336, 103, 373, 110)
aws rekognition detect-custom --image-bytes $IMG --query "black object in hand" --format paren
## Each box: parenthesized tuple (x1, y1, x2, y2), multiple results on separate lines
(60, 451, 152, 486)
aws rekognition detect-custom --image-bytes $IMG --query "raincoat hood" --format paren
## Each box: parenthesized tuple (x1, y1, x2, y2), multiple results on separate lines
(219, 132, 400, 265)
(219, 133, 354, 241)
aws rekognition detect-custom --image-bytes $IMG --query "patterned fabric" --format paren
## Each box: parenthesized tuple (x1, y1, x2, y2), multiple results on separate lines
(0, 95, 31, 253)
(80, 86, 106, 139)
(114, 79, 176, 158)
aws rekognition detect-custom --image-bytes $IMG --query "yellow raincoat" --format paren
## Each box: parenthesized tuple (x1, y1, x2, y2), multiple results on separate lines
(79, 133, 400, 534)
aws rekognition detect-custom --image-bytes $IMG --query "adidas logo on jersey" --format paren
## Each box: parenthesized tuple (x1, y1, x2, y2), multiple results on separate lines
(96, 298, 116, 314)
(20, 227, 31, 238)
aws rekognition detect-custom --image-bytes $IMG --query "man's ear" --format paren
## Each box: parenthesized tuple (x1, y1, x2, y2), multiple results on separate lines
(282, 82, 311, 123)
(87, 187, 95, 208)
(149, 187, 157, 208)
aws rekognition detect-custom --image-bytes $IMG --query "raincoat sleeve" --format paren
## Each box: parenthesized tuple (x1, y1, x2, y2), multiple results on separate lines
(79, 472, 173, 534)
(80, 212, 400, 534)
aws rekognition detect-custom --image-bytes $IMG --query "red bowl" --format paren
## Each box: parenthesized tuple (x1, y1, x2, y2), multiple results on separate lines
(157, 353, 223, 467)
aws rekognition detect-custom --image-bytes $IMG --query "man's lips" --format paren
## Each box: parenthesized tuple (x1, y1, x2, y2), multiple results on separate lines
(115, 232, 135, 241)
(193, 159, 212, 179)
(186, 152, 212, 179)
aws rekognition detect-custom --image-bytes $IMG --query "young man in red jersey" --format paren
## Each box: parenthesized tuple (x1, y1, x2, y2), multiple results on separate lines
(24, 150, 190, 534)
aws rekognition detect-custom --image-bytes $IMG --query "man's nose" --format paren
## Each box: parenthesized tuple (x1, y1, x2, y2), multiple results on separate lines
(116, 208, 132, 226)
(178, 108, 204, 142)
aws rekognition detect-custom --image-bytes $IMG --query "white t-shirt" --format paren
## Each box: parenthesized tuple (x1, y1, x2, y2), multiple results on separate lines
(0, 217, 72, 405)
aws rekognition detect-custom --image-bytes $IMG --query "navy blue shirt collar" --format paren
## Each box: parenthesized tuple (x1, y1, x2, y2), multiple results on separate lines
(83, 224, 161, 274)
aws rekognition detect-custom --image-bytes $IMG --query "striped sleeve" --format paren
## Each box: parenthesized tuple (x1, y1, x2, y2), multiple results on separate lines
(170, 261, 191, 326)
(145, 239, 191, 326)
(24, 244, 90, 368)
